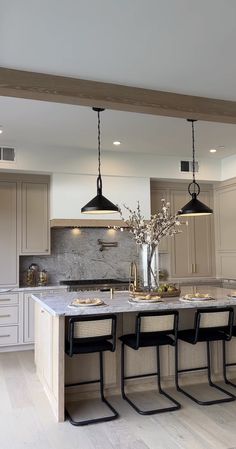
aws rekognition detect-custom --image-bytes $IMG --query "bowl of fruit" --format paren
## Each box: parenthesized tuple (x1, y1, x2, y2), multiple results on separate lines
(154, 283, 181, 298)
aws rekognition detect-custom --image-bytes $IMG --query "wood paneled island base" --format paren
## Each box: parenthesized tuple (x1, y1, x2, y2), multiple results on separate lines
(32, 287, 236, 422)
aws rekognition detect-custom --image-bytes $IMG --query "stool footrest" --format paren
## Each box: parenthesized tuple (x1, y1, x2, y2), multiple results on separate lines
(65, 379, 100, 388)
(124, 372, 158, 380)
(65, 351, 119, 426)
(176, 340, 235, 405)
(122, 390, 180, 415)
(177, 366, 208, 374)
(176, 383, 235, 406)
(121, 342, 181, 415)
(65, 397, 118, 426)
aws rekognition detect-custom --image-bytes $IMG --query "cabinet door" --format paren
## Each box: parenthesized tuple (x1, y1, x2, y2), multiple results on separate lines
(23, 294, 35, 343)
(151, 188, 169, 252)
(0, 181, 18, 286)
(170, 190, 195, 278)
(21, 182, 50, 254)
(193, 191, 213, 277)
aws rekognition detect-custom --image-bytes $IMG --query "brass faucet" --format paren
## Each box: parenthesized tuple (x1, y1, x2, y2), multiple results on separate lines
(129, 261, 138, 290)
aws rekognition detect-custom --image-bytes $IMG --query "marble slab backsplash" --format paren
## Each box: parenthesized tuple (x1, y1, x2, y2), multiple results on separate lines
(20, 228, 140, 286)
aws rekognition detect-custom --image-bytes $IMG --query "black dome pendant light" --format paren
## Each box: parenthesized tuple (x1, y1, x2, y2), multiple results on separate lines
(178, 119, 213, 217)
(81, 107, 119, 214)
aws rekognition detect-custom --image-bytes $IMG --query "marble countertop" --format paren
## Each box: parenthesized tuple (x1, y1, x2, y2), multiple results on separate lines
(0, 285, 67, 293)
(31, 286, 236, 317)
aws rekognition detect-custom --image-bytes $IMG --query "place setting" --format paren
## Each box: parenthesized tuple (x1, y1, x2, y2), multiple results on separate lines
(179, 292, 215, 302)
(227, 291, 236, 299)
(67, 297, 107, 308)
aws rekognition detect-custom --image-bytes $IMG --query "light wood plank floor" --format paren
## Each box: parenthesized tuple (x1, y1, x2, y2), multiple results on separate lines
(1, 350, 236, 449)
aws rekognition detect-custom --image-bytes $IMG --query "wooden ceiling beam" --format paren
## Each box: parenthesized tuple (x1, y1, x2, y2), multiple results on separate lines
(1, 67, 236, 123)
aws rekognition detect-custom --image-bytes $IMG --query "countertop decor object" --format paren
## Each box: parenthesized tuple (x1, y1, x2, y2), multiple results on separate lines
(178, 119, 213, 217)
(81, 108, 119, 214)
(120, 200, 181, 292)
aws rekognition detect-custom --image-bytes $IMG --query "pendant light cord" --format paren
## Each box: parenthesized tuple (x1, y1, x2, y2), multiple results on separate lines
(97, 109, 101, 180)
(93, 107, 104, 195)
(187, 119, 200, 197)
(191, 120, 195, 186)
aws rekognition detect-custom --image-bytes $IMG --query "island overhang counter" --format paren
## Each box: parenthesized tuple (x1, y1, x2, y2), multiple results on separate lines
(32, 287, 236, 422)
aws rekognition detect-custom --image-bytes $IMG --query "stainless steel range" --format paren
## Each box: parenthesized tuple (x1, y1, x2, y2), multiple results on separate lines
(60, 278, 129, 292)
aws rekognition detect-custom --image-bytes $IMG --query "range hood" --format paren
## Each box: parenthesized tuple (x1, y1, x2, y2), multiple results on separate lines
(50, 219, 127, 228)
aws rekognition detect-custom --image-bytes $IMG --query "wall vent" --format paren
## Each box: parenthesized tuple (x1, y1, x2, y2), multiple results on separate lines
(180, 160, 199, 173)
(0, 147, 15, 163)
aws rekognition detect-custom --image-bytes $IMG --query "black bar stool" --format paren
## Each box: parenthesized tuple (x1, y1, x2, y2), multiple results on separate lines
(65, 314, 119, 426)
(223, 325, 236, 387)
(176, 306, 235, 405)
(120, 310, 181, 415)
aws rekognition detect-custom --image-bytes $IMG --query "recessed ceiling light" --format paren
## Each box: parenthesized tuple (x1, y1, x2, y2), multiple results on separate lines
(0, 128, 3, 134)
(113, 141, 121, 146)
(209, 148, 217, 153)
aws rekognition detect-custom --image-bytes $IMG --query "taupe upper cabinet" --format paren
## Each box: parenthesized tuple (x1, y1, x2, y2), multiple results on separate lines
(171, 189, 214, 278)
(21, 181, 50, 255)
(151, 181, 215, 279)
(0, 181, 18, 286)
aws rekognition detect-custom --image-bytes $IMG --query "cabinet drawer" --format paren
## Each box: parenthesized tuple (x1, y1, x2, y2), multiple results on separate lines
(0, 306, 18, 325)
(0, 294, 19, 305)
(0, 326, 18, 345)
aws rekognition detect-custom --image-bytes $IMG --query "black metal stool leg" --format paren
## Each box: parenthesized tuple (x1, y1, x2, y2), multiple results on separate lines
(121, 342, 180, 415)
(156, 345, 181, 411)
(65, 351, 119, 426)
(223, 340, 236, 388)
(99, 352, 119, 419)
(176, 340, 235, 406)
(206, 340, 235, 400)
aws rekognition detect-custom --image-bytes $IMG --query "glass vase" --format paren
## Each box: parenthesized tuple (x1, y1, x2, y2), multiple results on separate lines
(139, 243, 159, 292)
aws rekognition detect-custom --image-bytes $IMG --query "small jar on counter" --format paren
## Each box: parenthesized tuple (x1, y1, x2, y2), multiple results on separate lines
(38, 270, 48, 287)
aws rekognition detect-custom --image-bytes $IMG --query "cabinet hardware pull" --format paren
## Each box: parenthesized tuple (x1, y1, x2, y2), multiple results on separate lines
(0, 314, 11, 318)
(192, 263, 194, 273)
(0, 298, 10, 301)
(0, 334, 10, 338)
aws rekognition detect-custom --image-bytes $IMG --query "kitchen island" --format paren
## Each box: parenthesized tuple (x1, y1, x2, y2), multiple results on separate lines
(32, 286, 236, 422)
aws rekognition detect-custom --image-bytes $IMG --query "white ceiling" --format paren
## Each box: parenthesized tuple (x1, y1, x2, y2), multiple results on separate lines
(0, 96, 236, 159)
(1, 1, 236, 160)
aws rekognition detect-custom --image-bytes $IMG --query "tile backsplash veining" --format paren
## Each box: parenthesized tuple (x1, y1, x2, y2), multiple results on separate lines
(20, 228, 139, 285)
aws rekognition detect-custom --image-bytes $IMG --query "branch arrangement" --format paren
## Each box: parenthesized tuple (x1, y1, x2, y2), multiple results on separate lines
(119, 199, 181, 245)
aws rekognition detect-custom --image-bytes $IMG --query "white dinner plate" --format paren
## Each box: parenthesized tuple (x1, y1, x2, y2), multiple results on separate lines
(68, 298, 105, 307)
(129, 297, 162, 304)
(180, 294, 214, 302)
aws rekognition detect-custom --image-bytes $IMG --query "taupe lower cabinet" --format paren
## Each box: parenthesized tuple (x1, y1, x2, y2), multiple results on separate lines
(151, 182, 215, 279)
(0, 288, 67, 352)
